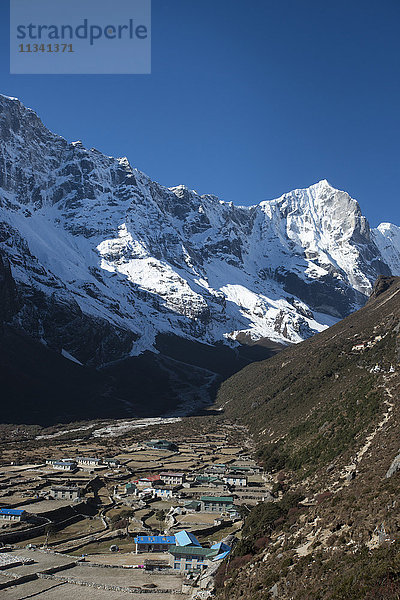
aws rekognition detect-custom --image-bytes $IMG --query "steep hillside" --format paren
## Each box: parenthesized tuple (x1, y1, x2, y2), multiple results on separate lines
(215, 276, 400, 599)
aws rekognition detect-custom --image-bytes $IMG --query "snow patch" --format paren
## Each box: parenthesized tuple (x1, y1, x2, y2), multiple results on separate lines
(61, 349, 83, 365)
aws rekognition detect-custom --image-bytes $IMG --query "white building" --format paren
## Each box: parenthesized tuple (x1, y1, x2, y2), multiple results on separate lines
(152, 486, 176, 499)
(50, 486, 81, 500)
(52, 460, 77, 472)
(0, 509, 26, 521)
(76, 457, 102, 467)
(102, 458, 120, 468)
(159, 472, 185, 486)
(223, 473, 248, 487)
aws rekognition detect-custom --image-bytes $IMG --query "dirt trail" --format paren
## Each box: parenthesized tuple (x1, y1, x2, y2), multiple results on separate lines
(331, 377, 395, 493)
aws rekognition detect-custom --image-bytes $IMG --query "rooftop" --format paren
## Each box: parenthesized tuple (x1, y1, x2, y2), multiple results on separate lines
(147, 439, 173, 445)
(196, 475, 224, 483)
(211, 541, 231, 552)
(138, 474, 162, 482)
(200, 496, 234, 503)
(213, 549, 231, 561)
(0, 508, 26, 515)
(175, 530, 201, 547)
(168, 546, 218, 557)
(230, 465, 253, 471)
(184, 501, 201, 509)
(134, 535, 176, 545)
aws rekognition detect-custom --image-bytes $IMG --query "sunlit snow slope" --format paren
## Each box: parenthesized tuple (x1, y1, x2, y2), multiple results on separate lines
(0, 94, 399, 367)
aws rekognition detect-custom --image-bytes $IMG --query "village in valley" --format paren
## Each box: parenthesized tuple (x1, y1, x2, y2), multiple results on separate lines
(0, 419, 271, 599)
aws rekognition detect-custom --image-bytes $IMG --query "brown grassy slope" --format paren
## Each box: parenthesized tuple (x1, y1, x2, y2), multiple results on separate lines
(215, 276, 400, 600)
(217, 276, 400, 472)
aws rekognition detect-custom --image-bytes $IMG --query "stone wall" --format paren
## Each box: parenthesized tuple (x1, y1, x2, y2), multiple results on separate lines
(0, 513, 84, 544)
(38, 572, 185, 594)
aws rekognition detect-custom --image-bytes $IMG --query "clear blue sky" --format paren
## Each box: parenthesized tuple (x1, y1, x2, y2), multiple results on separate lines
(1, 0, 399, 227)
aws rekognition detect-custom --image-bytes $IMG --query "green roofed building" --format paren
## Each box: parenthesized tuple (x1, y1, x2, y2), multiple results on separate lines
(195, 475, 224, 486)
(145, 440, 178, 452)
(230, 464, 262, 474)
(125, 482, 137, 495)
(200, 496, 234, 512)
(168, 545, 218, 572)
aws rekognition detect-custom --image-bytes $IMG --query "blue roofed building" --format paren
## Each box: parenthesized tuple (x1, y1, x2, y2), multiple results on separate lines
(133, 530, 201, 554)
(210, 541, 232, 561)
(134, 535, 175, 553)
(134, 529, 231, 573)
(175, 530, 201, 547)
(168, 531, 231, 572)
(0, 508, 26, 521)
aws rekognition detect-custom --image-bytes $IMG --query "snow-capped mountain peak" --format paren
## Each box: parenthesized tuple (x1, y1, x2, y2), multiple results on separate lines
(372, 222, 400, 276)
(0, 93, 399, 367)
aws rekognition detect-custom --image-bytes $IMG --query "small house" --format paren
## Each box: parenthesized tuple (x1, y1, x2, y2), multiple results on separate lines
(0, 508, 26, 522)
(152, 485, 176, 500)
(125, 482, 137, 495)
(227, 507, 241, 520)
(136, 474, 163, 487)
(50, 486, 81, 501)
(138, 488, 153, 499)
(159, 472, 185, 486)
(223, 473, 248, 487)
(195, 475, 225, 487)
(203, 464, 226, 475)
(145, 440, 178, 452)
(230, 464, 262, 475)
(102, 458, 120, 468)
(52, 460, 77, 472)
(76, 457, 102, 467)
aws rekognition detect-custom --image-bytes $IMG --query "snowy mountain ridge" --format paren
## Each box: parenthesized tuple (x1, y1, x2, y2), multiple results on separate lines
(0, 94, 399, 367)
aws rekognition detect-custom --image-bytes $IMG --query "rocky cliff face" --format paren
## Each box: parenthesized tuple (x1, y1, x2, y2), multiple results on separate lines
(0, 94, 399, 370)
(0, 252, 18, 324)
